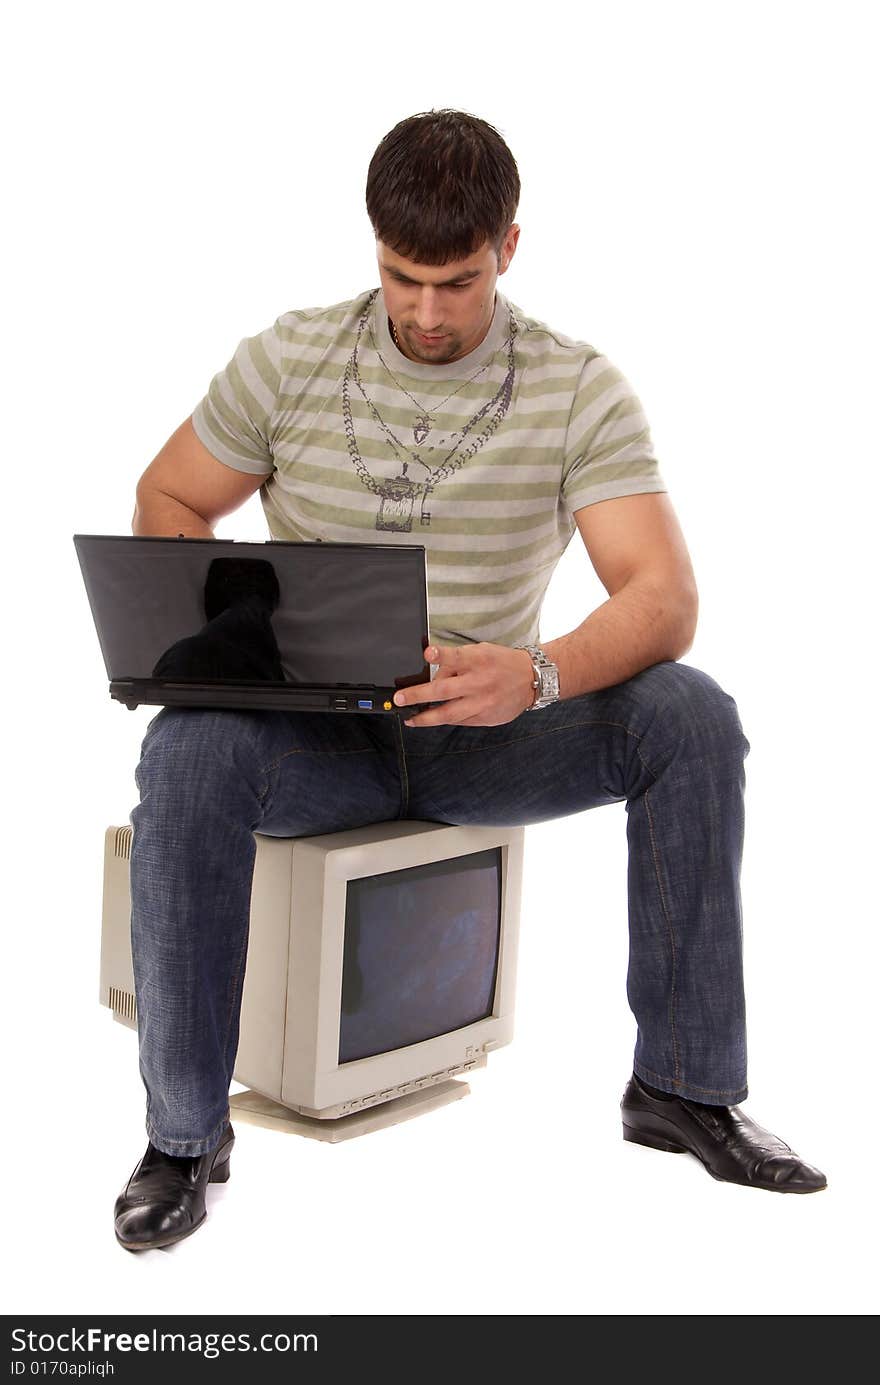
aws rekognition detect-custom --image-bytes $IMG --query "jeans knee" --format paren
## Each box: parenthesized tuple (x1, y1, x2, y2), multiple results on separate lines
(636, 661, 750, 760)
(134, 707, 271, 802)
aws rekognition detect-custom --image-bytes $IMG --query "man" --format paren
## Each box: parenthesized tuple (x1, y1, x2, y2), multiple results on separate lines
(114, 109, 826, 1252)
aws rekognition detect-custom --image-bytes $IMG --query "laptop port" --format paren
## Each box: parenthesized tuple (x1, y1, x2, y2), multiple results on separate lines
(357, 699, 373, 709)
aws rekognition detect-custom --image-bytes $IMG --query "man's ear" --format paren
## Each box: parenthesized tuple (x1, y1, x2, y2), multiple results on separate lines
(499, 223, 520, 274)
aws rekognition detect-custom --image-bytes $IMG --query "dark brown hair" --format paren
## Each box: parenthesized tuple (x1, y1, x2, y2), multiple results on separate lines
(365, 109, 520, 266)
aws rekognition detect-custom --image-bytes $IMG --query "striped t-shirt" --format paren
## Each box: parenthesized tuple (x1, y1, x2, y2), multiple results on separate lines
(191, 285, 666, 649)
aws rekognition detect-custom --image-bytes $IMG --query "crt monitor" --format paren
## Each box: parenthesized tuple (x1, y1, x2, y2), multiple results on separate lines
(101, 819, 524, 1129)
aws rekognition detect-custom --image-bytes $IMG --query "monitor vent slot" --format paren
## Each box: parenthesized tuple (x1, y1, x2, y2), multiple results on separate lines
(109, 986, 137, 1023)
(114, 826, 133, 860)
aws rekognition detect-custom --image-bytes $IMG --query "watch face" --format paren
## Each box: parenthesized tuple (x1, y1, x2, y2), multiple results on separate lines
(524, 648, 560, 706)
(539, 666, 560, 701)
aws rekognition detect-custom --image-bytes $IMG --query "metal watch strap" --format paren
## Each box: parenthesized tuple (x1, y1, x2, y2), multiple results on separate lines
(522, 643, 560, 711)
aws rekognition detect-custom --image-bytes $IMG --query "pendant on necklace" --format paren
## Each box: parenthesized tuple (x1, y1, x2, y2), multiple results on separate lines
(413, 414, 433, 445)
(376, 469, 418, 532)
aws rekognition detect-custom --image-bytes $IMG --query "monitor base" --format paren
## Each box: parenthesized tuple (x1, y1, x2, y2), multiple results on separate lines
(228, 1079, 470, 1142)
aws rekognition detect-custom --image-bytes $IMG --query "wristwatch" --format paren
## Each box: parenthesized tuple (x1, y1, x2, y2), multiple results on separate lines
(522, 644, 561, 711)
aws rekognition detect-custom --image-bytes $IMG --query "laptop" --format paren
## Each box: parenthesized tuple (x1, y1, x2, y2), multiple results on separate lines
(73, 534, 432, 716)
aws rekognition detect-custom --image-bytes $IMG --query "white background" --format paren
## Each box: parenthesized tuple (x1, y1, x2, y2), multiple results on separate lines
(3, 0, 877, 1317)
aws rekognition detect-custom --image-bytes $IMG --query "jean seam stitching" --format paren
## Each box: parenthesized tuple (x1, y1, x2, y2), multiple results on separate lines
(220, 922, 251, 1086)
(147, 1110, 229, 1152)
(404, 718, 660, 770)
(259, 746, 382, 778)
(393, 715, 409, 817)
(405, 718, 667, 786)
(634, 1062, 746, 1100)
(642, 784, 681, 1084)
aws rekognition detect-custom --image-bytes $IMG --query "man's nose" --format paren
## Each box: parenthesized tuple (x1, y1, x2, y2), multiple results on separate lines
(413, 287, 444, 331)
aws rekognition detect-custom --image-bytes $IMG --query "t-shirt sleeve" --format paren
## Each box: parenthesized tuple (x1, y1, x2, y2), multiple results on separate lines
(190, 320, 282, 475)
(561, 354, 667, 514)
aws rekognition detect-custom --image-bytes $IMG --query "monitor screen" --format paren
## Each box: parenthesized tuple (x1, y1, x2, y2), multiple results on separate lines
(339, 848, 502, 1064)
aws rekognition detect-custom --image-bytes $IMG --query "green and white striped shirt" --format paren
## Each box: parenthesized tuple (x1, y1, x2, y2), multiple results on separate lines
(191, 286, 666, 648)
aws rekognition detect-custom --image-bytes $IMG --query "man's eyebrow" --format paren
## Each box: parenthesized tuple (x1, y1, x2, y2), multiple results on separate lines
(382, 264, 482, 286)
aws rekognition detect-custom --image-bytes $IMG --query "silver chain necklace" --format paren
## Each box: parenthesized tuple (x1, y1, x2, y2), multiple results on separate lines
(387, 319, 493, 443)
(341, 288, 518, 532)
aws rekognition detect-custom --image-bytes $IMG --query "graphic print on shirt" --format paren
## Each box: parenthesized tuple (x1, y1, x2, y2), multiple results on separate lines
(341, 289, 519, 532)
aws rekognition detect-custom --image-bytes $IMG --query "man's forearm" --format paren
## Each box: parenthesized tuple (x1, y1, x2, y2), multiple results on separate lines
(540, 579, 698, 700)
(132, 488, 214, 538)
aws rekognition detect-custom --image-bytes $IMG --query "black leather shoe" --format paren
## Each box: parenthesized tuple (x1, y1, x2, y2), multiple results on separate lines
(114, 1123, 235, 1250)
(621, 1076, 827, 1193)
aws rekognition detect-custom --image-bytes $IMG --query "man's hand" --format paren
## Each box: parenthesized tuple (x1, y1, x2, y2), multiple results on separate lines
(394, 643, 537, 727)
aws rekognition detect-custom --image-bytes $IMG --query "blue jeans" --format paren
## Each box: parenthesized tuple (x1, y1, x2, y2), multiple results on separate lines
(129, 659, 751, 1156)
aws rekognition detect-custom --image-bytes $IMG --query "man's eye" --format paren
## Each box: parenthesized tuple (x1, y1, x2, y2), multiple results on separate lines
(391, 279, 471, 290)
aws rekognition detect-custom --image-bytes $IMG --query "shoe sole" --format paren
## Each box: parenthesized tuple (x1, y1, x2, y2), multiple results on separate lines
(622, 1119, 827, 1193)
(623, 1122, 689, 1154)
(115, 1147, 232, 1252)
(116, 1209, 209, 1252)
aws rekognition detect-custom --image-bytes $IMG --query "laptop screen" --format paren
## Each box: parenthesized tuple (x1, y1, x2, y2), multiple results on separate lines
(73, 535, 430, 690)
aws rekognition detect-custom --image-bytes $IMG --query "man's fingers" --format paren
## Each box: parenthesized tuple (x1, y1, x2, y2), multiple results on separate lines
(395, 675, 460, 709)
(428, 643, 466, 669)
(405, 708, 464, 727)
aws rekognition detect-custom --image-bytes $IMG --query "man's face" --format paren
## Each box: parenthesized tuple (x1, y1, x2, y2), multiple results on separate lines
(377, 225, 519, 366)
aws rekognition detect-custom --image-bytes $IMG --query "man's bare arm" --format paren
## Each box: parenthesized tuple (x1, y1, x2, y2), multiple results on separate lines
(541, 493, 700, 699)
(132, 417, 270, 537)
(396, 492, 702, 726)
